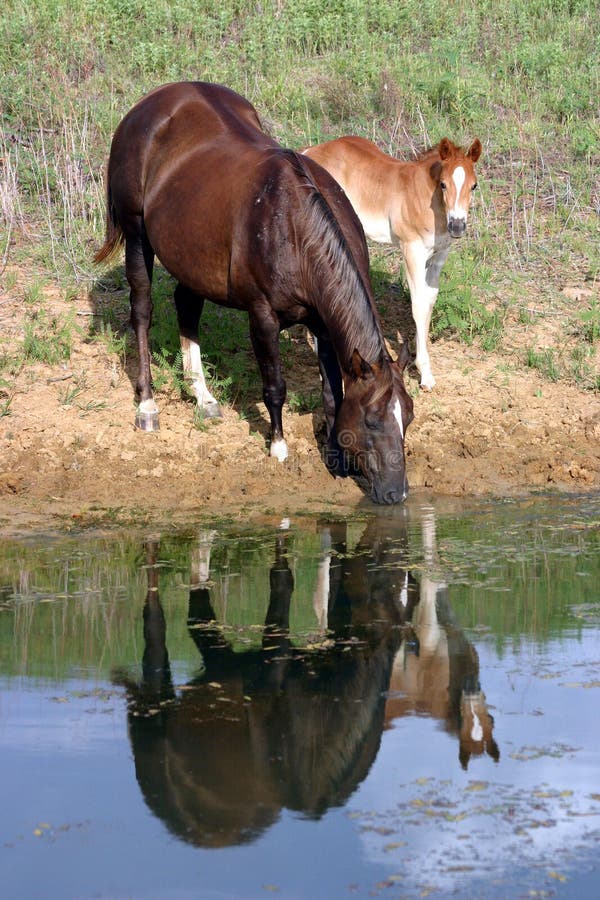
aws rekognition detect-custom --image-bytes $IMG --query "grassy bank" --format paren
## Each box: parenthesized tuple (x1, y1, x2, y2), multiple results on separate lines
(1, 0, 598, 406)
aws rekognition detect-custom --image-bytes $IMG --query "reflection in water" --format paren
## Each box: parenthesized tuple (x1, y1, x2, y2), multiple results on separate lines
(384, 511, 500, 769)
(118, 514, 498, 848)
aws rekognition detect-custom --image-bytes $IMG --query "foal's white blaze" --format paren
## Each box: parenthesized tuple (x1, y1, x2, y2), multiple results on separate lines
(450, 166, 467, 219)
(392, 397, 404, 439)
(469, 700, 484, 742)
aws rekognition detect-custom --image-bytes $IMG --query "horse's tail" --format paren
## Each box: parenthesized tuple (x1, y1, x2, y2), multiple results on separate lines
(93, 181, 124, 265)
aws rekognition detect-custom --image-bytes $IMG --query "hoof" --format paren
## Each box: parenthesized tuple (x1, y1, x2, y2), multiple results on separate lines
(200, 401, 222, 419)
(135, 407, 160, 432)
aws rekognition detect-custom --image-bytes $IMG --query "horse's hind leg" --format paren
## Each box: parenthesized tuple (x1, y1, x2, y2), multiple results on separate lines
(174, 284, 222, 419)
(125, 224, 159, 430)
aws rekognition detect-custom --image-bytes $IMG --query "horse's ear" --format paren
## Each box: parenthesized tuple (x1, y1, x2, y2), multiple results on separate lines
(438, 137, 452, 160)
(486, 736, 500, 763)
(396, 341, 412, 373)
(468, 138, 482, 162)
(350, 349, 374, 380)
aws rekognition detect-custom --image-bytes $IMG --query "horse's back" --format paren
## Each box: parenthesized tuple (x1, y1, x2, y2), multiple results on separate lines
(113, 81, 263, 149)
(106, 82, 268, 209)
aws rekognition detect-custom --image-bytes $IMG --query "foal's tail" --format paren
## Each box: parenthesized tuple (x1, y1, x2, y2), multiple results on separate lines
(93, 181, 124, 265)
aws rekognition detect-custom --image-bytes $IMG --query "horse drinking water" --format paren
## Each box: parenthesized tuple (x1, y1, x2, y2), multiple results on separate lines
(303, 136, 482, 389)
(94, 82, 413, 504)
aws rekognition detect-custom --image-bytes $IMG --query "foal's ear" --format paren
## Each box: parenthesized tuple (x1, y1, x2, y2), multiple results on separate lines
(438, 137, 453, 160)
(468, 138, 482, 162)
(396, 341, 412, 373)
(350, 349, 375, 380)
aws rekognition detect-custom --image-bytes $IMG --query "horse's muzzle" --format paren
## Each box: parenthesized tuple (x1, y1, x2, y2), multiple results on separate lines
(371, 481, 408, 505)
(448, 218, 466, 238)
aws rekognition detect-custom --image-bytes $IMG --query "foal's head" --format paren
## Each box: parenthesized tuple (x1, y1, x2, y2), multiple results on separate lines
(435, 137, 482, 238)
(332, 349, 414, 505)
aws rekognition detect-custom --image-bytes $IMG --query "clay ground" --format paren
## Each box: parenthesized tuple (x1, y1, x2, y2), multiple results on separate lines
(0, 257, 598, 534)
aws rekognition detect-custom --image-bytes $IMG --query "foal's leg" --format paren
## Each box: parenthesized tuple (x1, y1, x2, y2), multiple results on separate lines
(403, 241, 441, 391)
(248, 303, 287, 462)
(173, 284, 222, 419)
(125, 223, 159, 430)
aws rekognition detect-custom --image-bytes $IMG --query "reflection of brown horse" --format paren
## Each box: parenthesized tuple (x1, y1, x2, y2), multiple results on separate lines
(118, 529, 408, 847)
(382, 512, 500, 769)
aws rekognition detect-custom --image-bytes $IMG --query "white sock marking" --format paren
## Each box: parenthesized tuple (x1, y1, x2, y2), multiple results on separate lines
(270, 438, 288, 462)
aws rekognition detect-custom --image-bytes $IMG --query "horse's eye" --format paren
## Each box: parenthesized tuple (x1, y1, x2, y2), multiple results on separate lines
(440, 181, 447, 191)
(471, 182, 478, 191)
(365, 416, 381, 432)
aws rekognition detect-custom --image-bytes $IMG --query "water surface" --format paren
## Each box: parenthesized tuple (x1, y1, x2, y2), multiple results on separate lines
(1, 493, 599, 898)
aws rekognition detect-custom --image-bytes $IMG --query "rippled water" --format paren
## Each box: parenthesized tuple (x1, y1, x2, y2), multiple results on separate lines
(1, 493, 599, 899)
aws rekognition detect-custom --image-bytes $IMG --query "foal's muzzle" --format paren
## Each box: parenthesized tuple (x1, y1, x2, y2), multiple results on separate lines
(448, 218, 466, 238)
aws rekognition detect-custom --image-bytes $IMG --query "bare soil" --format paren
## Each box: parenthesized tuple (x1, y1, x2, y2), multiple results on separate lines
(0, 264, 598, 534)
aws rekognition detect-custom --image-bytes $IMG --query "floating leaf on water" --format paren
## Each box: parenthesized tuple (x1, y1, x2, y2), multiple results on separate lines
(466, 781, 489, 792)
(548, 871, 567, 882)
(384, 841, 407, 851)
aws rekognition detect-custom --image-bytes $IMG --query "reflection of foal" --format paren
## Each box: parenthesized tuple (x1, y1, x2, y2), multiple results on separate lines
(383, 512, 499, 769)
(315, 513, 499, 769)
(303, 136, 482, 390)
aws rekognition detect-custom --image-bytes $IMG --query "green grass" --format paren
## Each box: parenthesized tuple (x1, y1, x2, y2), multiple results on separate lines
(1, 0, 598, 393)
(22, 309, 75, 364)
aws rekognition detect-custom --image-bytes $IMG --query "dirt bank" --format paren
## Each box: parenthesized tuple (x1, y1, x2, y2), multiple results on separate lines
(0, 267, 598, 534)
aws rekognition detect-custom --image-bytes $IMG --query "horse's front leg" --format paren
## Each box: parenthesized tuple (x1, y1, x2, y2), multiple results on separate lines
(315, 334, 348, 476)
(248, 303, 287, 461)
(315, 333, 343, 437)
(403, 241, 439, 391)
(125, 224, 159, 430)
(174, 284, 222, 419)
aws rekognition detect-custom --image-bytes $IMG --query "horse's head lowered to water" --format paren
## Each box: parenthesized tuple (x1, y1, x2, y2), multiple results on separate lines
(434, 137, 482, 238)
(332, 348, 413, 504)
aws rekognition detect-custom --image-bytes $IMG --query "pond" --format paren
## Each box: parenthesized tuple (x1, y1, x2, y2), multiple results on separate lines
(1, 493, 599, 899)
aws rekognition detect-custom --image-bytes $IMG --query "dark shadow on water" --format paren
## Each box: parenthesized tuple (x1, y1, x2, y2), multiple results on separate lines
(114, 512, 499, 848)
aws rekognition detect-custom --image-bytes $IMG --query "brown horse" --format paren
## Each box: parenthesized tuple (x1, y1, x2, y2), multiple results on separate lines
(303, 136, 482, 390)
(94, 82, 414, 504)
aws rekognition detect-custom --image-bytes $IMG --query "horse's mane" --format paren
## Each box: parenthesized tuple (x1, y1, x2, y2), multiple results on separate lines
(278, 149, 386, 371)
